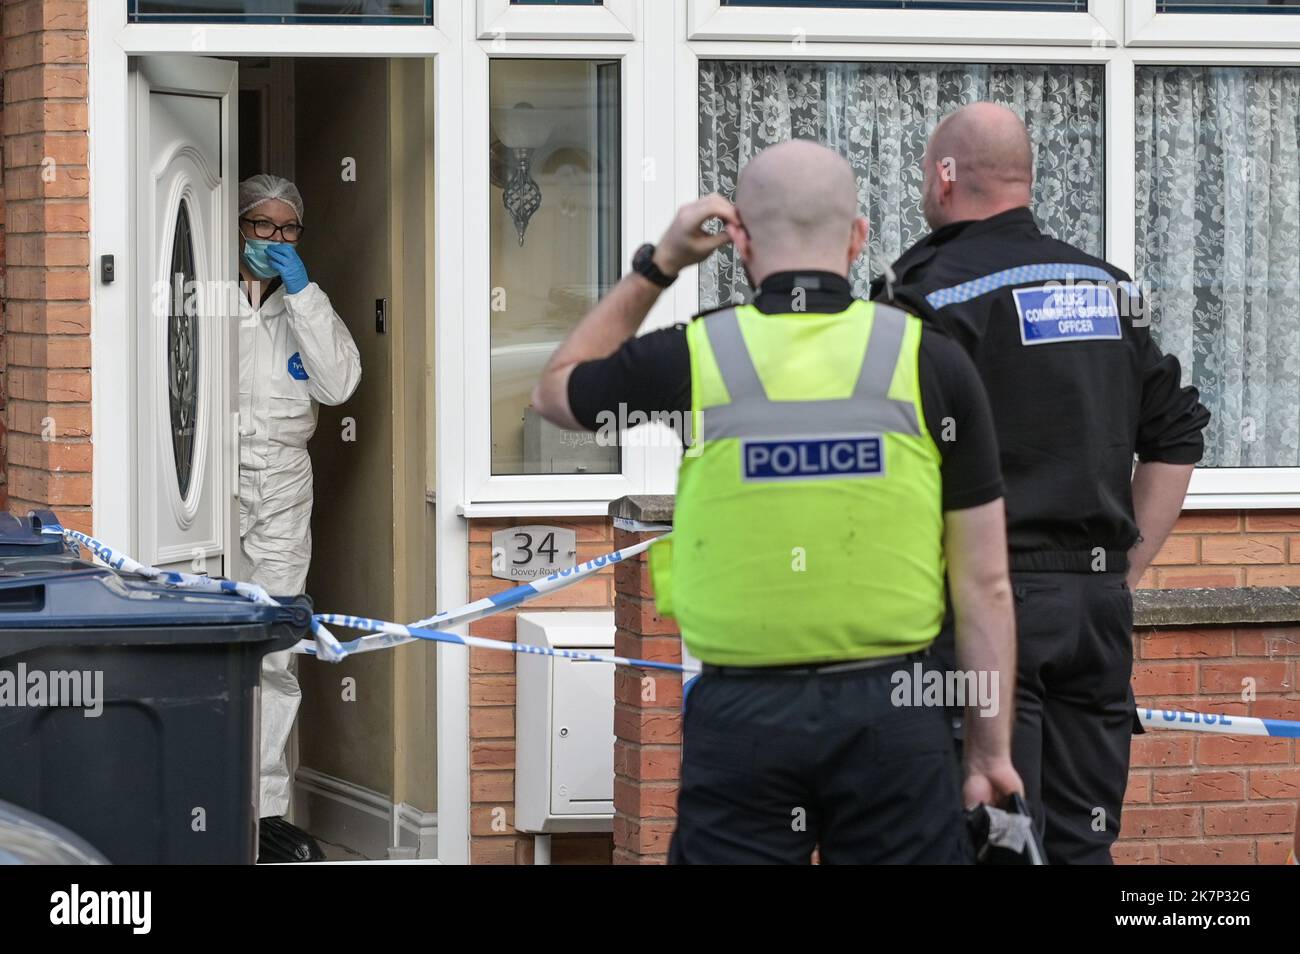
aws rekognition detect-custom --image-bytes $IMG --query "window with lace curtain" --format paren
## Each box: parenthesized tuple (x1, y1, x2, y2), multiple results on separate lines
(1136, 66, 1300, 468)
(697, 60, 1105, 309)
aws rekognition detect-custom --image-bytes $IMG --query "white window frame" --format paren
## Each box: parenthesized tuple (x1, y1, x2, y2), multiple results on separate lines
(688, 0, 1125, 45)
(668, 8, 1300, 508)
(1124, 44, 1300, 505)
(478, 0, 637, 41)
(456, 4, 1300, 508)
(1127, 0, 1300, 47)
(462, 37, 649, 505)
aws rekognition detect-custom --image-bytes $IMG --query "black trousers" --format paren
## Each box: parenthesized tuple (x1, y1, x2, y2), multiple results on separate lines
(669, 658, 972, 864)
(939, 570, 1136, 865)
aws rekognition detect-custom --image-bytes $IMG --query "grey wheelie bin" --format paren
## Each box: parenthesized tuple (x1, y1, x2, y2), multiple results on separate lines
(0, 511, 311, 864)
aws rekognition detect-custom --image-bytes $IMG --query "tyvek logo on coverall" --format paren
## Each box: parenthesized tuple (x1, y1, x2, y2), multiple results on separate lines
(287, 352, 310, 380)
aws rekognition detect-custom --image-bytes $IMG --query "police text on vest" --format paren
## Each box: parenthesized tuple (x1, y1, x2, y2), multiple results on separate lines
(742, 436, 884, 481)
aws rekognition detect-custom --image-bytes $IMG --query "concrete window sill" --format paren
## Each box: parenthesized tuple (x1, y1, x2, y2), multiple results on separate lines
(1134, 587, 1300, 628)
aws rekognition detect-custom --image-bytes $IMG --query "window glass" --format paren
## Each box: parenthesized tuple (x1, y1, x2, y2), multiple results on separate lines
(1136, 66, 1300, 467)
(128, 1, 431, 24)
(699, 60, 1105, 308)
(168, 201, 200, 500)
(1156, 0, 1300, 13)
(490, 59, 622, 476)
(721, 0, 1087, 11)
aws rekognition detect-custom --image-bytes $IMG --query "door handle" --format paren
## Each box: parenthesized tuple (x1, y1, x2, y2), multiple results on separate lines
(232, 412, 241, 499)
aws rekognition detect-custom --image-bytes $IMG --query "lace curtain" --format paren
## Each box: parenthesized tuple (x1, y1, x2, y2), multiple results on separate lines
(1136, 66, 1300, 468)
(698, 60, 1105, 308)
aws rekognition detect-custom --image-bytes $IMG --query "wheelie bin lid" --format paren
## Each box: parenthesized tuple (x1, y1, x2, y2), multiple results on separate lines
(0, 561, 314, 634)
(0, 509, 312, 644)
(0, 568, 311, 631)
(0, 511, 76, 557)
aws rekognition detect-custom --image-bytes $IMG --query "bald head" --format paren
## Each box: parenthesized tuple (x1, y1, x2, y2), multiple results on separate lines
(922, 102, 1034, 229)
(729, 140, 866, 285)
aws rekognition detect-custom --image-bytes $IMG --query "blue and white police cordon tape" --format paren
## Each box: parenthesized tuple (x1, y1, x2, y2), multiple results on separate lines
(314, 613, 701, 673)
(288, 534, 665, 660)
(48, 520, 681, 671)
(53, 526, 275, 602)
(44, 524, 347, 662)
(1138, 707, 1300, 738)
(45, 521, 1300, 739)
(44, 521, 660, 663)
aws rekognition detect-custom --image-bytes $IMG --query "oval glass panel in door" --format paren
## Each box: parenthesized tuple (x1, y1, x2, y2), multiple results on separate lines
(167, 200, 200, 500)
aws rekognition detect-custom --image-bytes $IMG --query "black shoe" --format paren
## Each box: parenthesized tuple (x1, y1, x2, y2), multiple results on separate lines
(257, 816, 326, 864)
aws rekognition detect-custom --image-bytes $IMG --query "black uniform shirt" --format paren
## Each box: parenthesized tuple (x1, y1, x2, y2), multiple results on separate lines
(567, 270, 1004, 512)
(869, 207, 1210, 567)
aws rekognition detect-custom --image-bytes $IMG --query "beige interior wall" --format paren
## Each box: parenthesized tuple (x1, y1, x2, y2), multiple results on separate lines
(296, 57, 396, 796)
(250, 54, 437, 827)
(390, 56, 439, 811)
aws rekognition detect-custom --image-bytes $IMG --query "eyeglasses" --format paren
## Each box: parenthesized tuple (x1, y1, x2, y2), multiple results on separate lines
(240, 217, 305, 242)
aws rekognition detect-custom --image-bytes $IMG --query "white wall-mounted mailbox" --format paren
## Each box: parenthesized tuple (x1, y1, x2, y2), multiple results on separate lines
(514, 611, 616, 833)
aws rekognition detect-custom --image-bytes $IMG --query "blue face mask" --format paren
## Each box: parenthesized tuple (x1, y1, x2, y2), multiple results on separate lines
(242, 238, 279, 280)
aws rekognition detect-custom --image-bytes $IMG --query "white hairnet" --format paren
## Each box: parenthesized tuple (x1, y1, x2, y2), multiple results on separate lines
(239, 174, 305, 222)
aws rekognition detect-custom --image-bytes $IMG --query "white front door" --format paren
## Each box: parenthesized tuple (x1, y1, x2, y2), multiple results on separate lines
(130, 55, 240, 578)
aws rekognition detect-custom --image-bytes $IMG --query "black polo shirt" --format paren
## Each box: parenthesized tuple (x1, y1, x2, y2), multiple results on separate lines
(566, 270, 1004, 512)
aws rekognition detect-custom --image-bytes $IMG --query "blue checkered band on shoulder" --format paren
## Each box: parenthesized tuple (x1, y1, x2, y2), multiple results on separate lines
(925, 263, 1122, 310)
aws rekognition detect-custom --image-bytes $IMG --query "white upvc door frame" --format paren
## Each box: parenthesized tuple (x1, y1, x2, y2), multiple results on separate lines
(89, 0, 135, 556)
(433, 0, 471, 867)
(88, 0, 468, 865)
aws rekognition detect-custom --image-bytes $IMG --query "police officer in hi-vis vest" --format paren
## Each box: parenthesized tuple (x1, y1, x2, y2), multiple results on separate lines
(533, 141, 1022, 864)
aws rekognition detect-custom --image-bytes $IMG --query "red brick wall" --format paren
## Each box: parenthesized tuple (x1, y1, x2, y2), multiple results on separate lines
(1139, 512, 1300, 589)
(1116, 513, 1300, 862)
(466, 516, 616, 865)
(1118, 626, 1299, 864)
(1, 0, 92, 531)
(613, 525, 1300, 865)
(612, 524, 681, 864)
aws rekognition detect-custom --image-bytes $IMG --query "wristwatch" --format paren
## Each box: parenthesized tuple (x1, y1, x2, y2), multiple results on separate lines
(631, 243, 677, 289)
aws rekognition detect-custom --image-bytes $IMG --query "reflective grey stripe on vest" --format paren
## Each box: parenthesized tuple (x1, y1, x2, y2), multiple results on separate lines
(700, 304, 921, 442)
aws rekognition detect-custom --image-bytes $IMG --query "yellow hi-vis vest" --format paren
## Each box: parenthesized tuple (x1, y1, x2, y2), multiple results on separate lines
(649, 299, 945, 666)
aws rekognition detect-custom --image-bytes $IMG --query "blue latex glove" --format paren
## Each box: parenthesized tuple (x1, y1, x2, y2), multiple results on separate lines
(266, 243, 310, 295)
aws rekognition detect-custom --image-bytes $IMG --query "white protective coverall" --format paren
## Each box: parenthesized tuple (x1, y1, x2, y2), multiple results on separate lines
(239, 278, 361, 818)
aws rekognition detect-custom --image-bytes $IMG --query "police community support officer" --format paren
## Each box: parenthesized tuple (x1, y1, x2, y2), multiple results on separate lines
(870, 103, 1211, 864)
(533, 140, 1023, 864)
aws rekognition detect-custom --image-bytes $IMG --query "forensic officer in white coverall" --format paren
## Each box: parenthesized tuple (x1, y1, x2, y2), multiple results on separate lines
(236, 175, 362, 832)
